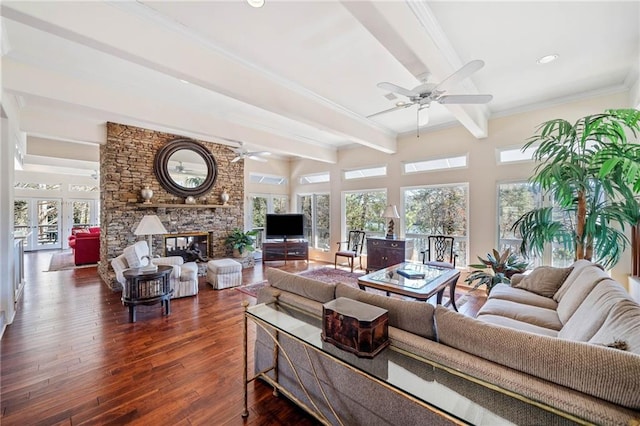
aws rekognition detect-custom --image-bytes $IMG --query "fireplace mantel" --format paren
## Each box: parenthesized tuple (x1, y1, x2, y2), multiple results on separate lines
(134, 203, 233, 209)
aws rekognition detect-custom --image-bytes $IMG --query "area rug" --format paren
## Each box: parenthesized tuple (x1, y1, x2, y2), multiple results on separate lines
(236, 267, 468, 309)
(47, 252, 97, 271)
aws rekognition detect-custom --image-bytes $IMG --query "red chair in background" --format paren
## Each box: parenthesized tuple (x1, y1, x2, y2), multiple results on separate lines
(69, 227, 101, 265)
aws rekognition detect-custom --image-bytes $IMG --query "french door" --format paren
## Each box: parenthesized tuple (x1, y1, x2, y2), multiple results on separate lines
(14, 198, 62, 251)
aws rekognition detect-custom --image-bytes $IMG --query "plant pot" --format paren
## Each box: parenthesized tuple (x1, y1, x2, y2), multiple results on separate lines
(233, 249, 249, 258)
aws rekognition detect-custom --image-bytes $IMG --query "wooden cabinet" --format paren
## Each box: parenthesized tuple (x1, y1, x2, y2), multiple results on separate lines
(366, 237, 414, 272)
(262, 240, 309, 263)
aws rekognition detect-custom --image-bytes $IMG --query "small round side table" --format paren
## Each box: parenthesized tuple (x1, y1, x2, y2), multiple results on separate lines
(122, 265, 174, 323)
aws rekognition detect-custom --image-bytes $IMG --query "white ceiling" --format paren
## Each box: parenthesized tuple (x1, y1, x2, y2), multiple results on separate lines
(1, 1, 639, 174)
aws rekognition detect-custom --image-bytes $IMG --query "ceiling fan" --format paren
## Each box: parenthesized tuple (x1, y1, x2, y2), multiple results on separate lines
(227, 141, 271, 163)
(174, 161, 193, 173)
(369, 60, 493, 136)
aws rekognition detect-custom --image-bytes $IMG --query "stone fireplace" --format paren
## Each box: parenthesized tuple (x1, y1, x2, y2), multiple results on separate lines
(98, 122, 244, 289)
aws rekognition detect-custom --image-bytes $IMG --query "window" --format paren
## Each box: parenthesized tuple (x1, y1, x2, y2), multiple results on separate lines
(344, 166, 386, 180)
(344, 190, 387, 238)
(403, 184, 468, 265)
(498, 146, 536, 163)
(497, 182, 542, 255)
(15, 182, 61, 190)
(300, 172, 330, 184)
(299, 193, 330, 250)
(69, 184, 99, 192)
(249, 194, 288, 247)
(403, 155, 467, 174)
(249, 173, 287, 185)
(497, 181, 573, 267)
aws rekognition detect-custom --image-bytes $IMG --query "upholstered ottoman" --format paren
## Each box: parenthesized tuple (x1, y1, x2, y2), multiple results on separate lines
(207, 258, 242, 290)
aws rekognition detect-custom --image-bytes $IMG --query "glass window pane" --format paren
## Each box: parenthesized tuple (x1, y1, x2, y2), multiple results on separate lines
(403, 185, 468, 265)
(344, 166, 386, 180)
(345, 191, 387, 236)
(404, 155, 467, 173)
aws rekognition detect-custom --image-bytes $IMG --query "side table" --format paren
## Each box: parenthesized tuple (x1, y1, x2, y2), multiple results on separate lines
(122, 265, 174, 322)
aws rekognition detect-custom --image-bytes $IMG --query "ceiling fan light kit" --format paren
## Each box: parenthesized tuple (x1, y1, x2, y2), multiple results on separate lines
(370, 59, 493, 136)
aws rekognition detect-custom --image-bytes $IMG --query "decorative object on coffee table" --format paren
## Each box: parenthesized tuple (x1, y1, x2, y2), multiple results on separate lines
(322, 297, 389, 358)
(141, 185, 154, 204)
(382, 205, 400, 239)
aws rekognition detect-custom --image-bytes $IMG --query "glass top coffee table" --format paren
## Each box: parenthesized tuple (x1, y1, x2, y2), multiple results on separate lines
(358, 262, 461, 310)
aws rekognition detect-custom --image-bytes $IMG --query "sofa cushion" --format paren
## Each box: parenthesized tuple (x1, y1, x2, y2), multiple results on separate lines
(476, 298, 562, 331)
(588, 298, 640, 355)
(123, 241, 148, 268)
(435, 306, 640, 409)
(335, 283, 435, 340)
(555, 266, 610, 323)
(488, 283, 558, 310)
(553, 260, 603, 303)
(266, 268, 335, 303)
(476, 314, 558, 337)
(512, 266, 573, 298)
(558, 279, 632, 342)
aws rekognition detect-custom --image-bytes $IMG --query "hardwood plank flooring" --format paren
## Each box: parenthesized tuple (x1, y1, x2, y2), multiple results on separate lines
(1, 252, 485, 425)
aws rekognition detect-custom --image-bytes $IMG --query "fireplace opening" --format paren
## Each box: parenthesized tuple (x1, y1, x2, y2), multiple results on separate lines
(164, 232, 209, 263)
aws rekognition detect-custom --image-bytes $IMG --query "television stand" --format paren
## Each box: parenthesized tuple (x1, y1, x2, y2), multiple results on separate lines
(262, 240, 309, 264)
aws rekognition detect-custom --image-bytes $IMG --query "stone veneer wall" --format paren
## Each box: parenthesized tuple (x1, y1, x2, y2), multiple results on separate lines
(98, 122, 244, 289)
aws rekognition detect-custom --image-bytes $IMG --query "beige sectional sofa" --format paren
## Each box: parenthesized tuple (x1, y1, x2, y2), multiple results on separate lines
(255, 262, 640, 425)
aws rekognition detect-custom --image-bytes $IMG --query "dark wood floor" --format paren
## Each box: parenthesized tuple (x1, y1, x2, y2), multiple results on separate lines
(1, 252, 485, 425)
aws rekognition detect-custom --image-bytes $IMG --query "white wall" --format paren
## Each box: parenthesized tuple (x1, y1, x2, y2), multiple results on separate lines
(271, 91, 635, 285)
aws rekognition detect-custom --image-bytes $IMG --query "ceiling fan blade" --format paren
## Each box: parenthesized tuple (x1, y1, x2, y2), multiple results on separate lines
(377, 82, 416, 98)
(433, 59, 485, 92)
(437, 94, 493, 104)
(249, 151, 270, 157)
(231, 156, 242, 163)
(248, 155, 268, 162)
(367, 103, 414, 118)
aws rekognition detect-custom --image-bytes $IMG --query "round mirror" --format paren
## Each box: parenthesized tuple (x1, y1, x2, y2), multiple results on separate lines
(154, 138, 217, 198)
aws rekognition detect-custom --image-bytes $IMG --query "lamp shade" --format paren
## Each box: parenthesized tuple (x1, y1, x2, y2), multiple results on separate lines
(134, 215, 168, 236)
(382, 205, 400, 219)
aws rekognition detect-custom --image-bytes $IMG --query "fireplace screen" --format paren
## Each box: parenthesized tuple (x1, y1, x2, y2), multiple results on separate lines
(164, 233, 209, 262)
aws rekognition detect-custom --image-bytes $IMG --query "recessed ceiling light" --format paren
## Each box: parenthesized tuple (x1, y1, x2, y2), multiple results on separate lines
(537, 54, 559, 65)
(179, 79, 190, 84)
(396, 101, 406, 107)
(247, 0, 265, 8)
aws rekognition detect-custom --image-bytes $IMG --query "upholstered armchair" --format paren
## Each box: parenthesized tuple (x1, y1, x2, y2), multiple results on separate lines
(111, 241, 199, 298)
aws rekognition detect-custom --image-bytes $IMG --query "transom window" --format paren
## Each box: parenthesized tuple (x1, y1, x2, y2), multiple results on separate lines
(250, 173, 287, 185)
(403, 155, 467, 174)
(300, 172, 330, 184)
(344, 166, 386, 180)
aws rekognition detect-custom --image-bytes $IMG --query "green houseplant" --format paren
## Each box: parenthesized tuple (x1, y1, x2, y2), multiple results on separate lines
(465, 248, 528, 294)
(513, 109, 640, 269)
(225, 228, 258, 258)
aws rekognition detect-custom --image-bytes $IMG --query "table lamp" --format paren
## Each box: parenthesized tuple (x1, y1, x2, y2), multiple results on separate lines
(382, 205, 400, 239)
(134, 215, 168, 272)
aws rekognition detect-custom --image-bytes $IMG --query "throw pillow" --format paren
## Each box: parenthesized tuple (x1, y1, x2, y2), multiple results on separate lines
(513, 266, 573, 298)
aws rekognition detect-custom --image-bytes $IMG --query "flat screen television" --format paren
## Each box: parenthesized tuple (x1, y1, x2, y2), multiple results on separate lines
(265, 213, 305, 240)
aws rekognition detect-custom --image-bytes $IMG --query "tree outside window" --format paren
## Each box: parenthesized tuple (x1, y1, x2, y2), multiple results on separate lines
(299, 193, 330, 250)
(344, 191, 386, 235)
(404, 185, 468, 265)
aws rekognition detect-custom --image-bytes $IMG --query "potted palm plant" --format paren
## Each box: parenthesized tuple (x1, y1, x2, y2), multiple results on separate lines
(465, 248, 528, 294)
(513, 109, 640, 269)
(225, 228, 258, 258)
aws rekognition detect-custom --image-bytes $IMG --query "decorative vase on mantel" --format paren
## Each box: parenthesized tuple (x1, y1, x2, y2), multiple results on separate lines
(220, 188, 230, 205)
(141, 185, 154, 204)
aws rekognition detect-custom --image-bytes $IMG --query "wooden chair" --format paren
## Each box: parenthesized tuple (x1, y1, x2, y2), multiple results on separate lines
(421, 235, 457, 269)
(335, 230, 366, 272)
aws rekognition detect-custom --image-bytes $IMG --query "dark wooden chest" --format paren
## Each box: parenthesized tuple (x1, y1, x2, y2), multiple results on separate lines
(321, 297, 389, 358)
